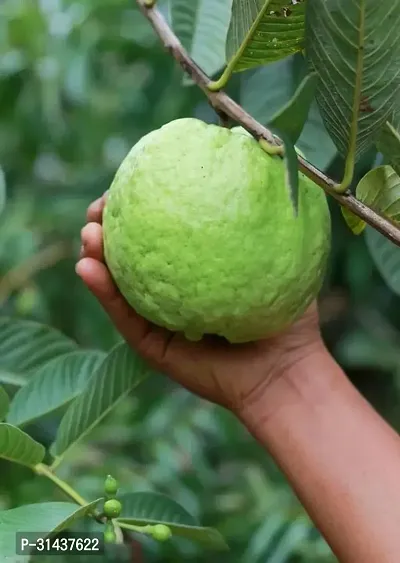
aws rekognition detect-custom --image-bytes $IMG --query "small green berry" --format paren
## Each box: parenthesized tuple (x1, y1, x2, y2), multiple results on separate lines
(104, 499, 122, 519)
(151, 524, 172, 542)
(104, 523, 117, 544)
(104, 475, 119, 497)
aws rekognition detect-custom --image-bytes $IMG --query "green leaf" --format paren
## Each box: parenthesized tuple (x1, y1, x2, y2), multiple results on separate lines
(226, 0, 306, 73)
(7, 350, 105, 428)
(306, 0, 400, 185)
(376, 114, 400, 176)
(170, 0, 233, 78)
(342, 165, 400, 235)
(0, 370, 27, 388)
(278, 138, 300, 212)
(266, 73, 317, 211)
(345, 165, 400, 294)
(365, 227, 400, 296)
(0, 500, 101, 560)
(0, 386, 9, 421)
(50, 343, 151, 458)
(0, 423, 45, 467)
(117, 492, 228, 551)
(0, 167, 5, 216)
(0, 318, 77, 378)
(341, 207, 367, 236)
(240, 54, 337, 170)
(269, 72, 317, 145)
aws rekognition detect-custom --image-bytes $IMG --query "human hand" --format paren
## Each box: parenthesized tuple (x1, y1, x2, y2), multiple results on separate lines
(76, 193, 324, 416)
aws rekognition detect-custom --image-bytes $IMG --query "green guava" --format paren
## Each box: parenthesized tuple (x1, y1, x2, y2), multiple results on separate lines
(103, 118, 331, 343)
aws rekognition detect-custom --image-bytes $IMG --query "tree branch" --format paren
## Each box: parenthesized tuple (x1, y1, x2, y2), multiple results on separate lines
(0, 241, 70, 306)
(136, 0, 400, 248)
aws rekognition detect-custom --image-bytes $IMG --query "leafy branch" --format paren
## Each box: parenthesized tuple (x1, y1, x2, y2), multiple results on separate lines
(135, 0, 400, 248)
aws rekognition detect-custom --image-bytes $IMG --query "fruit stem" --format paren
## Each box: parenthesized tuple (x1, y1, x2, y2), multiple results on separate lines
(34, 463, 88, 507)
(259, 138, 285, 157)
(117, 522, 154, 535)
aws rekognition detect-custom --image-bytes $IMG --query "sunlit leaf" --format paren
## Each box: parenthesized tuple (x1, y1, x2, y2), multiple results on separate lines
(226, 0, 306, 72)
(340, 165, 400, 296)
(342, 165, 400, 235)
(376, 113, 400, 176)
(0, 500, 101, 560)
(0, 423, 45, 467)
(306, 0, 400, 181)
(170, 0, 233, 78)
(341, 207, 367, 236)
(7, 350, 105, 428)
(117, 492, 228, 551)
(51, 343, 151, 458)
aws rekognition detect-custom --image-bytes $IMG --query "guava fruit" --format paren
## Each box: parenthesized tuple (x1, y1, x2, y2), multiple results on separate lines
(103, 499, 122, 519)
(103, 118, 331, 343)
(151, 524, 172, 542)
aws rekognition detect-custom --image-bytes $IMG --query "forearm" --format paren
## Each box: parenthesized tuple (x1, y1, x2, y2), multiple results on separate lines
(240, 346, 400, 563)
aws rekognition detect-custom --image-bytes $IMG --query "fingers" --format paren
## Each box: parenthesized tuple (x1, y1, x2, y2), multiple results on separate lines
(75, 257, 150, 348)
(79, 197, 174, 364)
(81, 222, 104, 262)
(86, 192, 108, 225)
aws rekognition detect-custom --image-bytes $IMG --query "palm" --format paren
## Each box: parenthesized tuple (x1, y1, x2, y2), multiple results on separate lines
(77, 195, 321, 412)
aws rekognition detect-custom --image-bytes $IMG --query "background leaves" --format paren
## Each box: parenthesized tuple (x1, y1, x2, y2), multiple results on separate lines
(170, 0, 233, 78)
(365, 228, 400, 297)
(1, 0, 400, 562)
(0, 387, 9, 421)
(0, 318, 77, 377)
(117, 492, 228, 550)
(7, 350, 105, 427)
(51, 343, 152, 458)
(0, 423, 45, 467)
(0, 500, 100, 559)
(0, 167, 5, 216)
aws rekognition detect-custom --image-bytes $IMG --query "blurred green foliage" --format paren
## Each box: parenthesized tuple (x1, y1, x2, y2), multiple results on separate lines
(1, 1, 400, 562)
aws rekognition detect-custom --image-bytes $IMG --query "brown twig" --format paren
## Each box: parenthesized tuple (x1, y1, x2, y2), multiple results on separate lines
(135, 0, 400, 247)
(0, 241, 70, 305)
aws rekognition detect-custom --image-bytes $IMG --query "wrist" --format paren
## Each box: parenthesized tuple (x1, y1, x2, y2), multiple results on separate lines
(237, 341, 339, 438)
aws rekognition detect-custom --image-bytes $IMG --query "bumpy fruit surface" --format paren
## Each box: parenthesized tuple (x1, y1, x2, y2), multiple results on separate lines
(103, 118, 331, 343)
(104, 499, 122, 519)
(151, 524, 172, 542)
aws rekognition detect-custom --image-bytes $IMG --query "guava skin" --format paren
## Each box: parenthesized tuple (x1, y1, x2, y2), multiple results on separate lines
(103, 118, 331, 343)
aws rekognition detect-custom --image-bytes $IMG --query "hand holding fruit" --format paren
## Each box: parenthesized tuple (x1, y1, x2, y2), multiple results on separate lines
(76, 119, 327, 416)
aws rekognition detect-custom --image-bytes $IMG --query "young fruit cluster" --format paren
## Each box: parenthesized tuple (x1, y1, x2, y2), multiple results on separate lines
(101, 474, 173, 546)
(102, 475, 121, 545)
